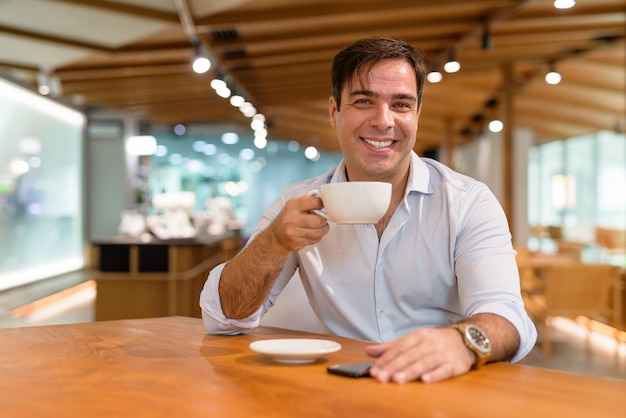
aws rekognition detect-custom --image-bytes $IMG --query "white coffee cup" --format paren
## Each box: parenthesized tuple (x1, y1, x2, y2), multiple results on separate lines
(309, 182, 391, 224)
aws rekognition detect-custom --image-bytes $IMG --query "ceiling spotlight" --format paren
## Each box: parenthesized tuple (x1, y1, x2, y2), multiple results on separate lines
(173, 124, 186, 135)
(240, 102, 257, 117)
(229, 95, 245, 107)
(443, 53, 460, 73)
(488, 120, 504, 133)
(215, 86, 231, 98)
(545, 65, 562, 85)
(191, 47, 211, 74)
(36, 69, 62, 97)
(427, 69, 443, 83)
(192, 56, 211, 73)
(554, 0, 575, 9)
(251, 118, 265, 130)
(252, 113, 266, 123)
(37, 72, 51, 95)
(210, 79, 226, 90)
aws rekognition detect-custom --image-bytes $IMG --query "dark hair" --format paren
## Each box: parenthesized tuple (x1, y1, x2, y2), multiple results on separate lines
(331, 37, 427, 110)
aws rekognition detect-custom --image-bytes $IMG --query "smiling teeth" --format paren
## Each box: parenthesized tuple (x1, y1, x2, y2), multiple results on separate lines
(363, 138, 393, 149)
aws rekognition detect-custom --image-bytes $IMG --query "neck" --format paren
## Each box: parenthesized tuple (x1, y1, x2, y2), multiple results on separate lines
(375, 170, 409, 239)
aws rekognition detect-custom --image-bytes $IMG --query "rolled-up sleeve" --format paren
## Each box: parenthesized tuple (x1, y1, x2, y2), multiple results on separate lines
(199, 170, 338, 335)
(199, 262, 265, 335)
(455, 183, 537, 362)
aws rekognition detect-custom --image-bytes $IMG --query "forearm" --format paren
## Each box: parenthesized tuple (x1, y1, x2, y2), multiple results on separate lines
(461, 313, 520, 362)
(219, 226, 292, 319)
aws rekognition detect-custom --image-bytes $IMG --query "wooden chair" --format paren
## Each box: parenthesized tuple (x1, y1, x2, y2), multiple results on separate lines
(596, 227, 626, 250)
(522, 263, 619, 355)
(595, 227, 626, 263)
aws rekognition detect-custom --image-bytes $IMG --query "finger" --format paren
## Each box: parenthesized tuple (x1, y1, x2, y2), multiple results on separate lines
(419, 363, 456, 384)
(369, 332, 447, 383)
(367, 341, 418, 382)
(295, 194, 324, 212)
(369, 333, 419, 367)
(364, 342, 392, 358)
(304, 212, 328, 228)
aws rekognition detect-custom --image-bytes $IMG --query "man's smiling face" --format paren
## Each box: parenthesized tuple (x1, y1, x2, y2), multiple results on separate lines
(329, 58, 421, 183)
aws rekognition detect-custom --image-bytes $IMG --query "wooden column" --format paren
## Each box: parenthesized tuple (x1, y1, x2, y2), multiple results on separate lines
(501, 62, 515, 235)
(443, 117, 454, 167)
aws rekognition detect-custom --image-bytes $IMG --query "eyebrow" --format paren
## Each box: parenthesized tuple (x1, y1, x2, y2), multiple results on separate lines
(349, 89, 417, 103)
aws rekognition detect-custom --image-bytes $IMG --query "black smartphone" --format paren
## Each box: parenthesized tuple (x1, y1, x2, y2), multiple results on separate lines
(327, 361, 374, 378)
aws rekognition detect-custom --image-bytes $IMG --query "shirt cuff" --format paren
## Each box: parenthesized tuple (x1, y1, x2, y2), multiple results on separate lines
(473, 302, 538, 363)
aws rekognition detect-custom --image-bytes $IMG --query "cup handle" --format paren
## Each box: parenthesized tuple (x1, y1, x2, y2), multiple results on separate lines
(308, 189, 330, 220)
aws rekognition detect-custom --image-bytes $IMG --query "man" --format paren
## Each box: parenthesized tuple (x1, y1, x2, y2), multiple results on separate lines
(200, 37, 536, 384)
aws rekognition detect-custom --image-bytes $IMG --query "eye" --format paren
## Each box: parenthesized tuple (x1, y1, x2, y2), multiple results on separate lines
(350, 97, 374, 108)
(393, 102, 413, 111)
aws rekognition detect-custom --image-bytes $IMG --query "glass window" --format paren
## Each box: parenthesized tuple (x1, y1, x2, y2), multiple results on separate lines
(563, 135, 595, 241)
(0, 78, 86, 290)
(528, 131, 626, 265)
(536, 140, 565, 227)
(597, 131, 626, 229)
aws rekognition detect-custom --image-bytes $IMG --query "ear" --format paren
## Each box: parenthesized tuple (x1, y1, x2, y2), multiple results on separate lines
(328, 96, 338, 128)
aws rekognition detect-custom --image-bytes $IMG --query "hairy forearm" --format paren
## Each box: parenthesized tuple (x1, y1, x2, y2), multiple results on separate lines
(463, 313, 520, 362)
(218, 227, 291, 319)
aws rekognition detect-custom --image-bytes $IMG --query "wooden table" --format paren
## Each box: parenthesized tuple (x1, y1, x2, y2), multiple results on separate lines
(1, 317, 624, 417)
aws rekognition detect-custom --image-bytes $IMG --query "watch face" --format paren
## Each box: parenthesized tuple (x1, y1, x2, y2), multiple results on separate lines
(467, 326, 491, 352)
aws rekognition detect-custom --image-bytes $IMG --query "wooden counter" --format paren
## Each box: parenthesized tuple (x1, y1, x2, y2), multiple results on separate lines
(90, 233, 240, 320)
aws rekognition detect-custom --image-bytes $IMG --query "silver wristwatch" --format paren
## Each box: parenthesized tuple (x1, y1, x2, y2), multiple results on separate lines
(450, 323, 491, 369)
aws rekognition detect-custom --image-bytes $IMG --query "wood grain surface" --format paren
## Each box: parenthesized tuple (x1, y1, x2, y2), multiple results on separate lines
(0, 317, 623, 417)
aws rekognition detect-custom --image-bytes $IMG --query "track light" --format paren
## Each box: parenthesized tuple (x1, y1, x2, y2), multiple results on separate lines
(215, 85, 231, 98)
(545, 64, 562, 85)
(488, 120, 504, 133)
(443, 53, 460, 73)
(229, 95, 245, 107)
(210, 78, 231, 98)
(554, 0, 575, 9)
(210, 78, 226, 90)
(37, 72, 51, 95)
(426, 68, 442, 83)
(37, 67, 62, 97)
(191, 47, 211, 74)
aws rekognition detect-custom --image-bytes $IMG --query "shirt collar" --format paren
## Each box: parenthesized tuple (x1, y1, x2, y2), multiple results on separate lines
(407, 151, 433, 195)
(329, 161, 348, 183)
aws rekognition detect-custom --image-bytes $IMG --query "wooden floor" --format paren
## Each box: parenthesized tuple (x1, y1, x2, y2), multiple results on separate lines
(1, 276, 625, 381)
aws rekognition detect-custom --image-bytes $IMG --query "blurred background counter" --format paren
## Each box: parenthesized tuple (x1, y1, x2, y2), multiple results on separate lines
(89, 232, 240, 321)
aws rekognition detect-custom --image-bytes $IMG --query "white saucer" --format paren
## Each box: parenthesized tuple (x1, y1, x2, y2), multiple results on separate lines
(249, 338, 341, 364)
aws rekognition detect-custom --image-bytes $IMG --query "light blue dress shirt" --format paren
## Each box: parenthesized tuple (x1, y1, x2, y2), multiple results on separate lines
(200, 152, 537, 362)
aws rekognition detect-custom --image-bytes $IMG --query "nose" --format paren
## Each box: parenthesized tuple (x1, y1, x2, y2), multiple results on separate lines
(370, 104, 394, 129)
